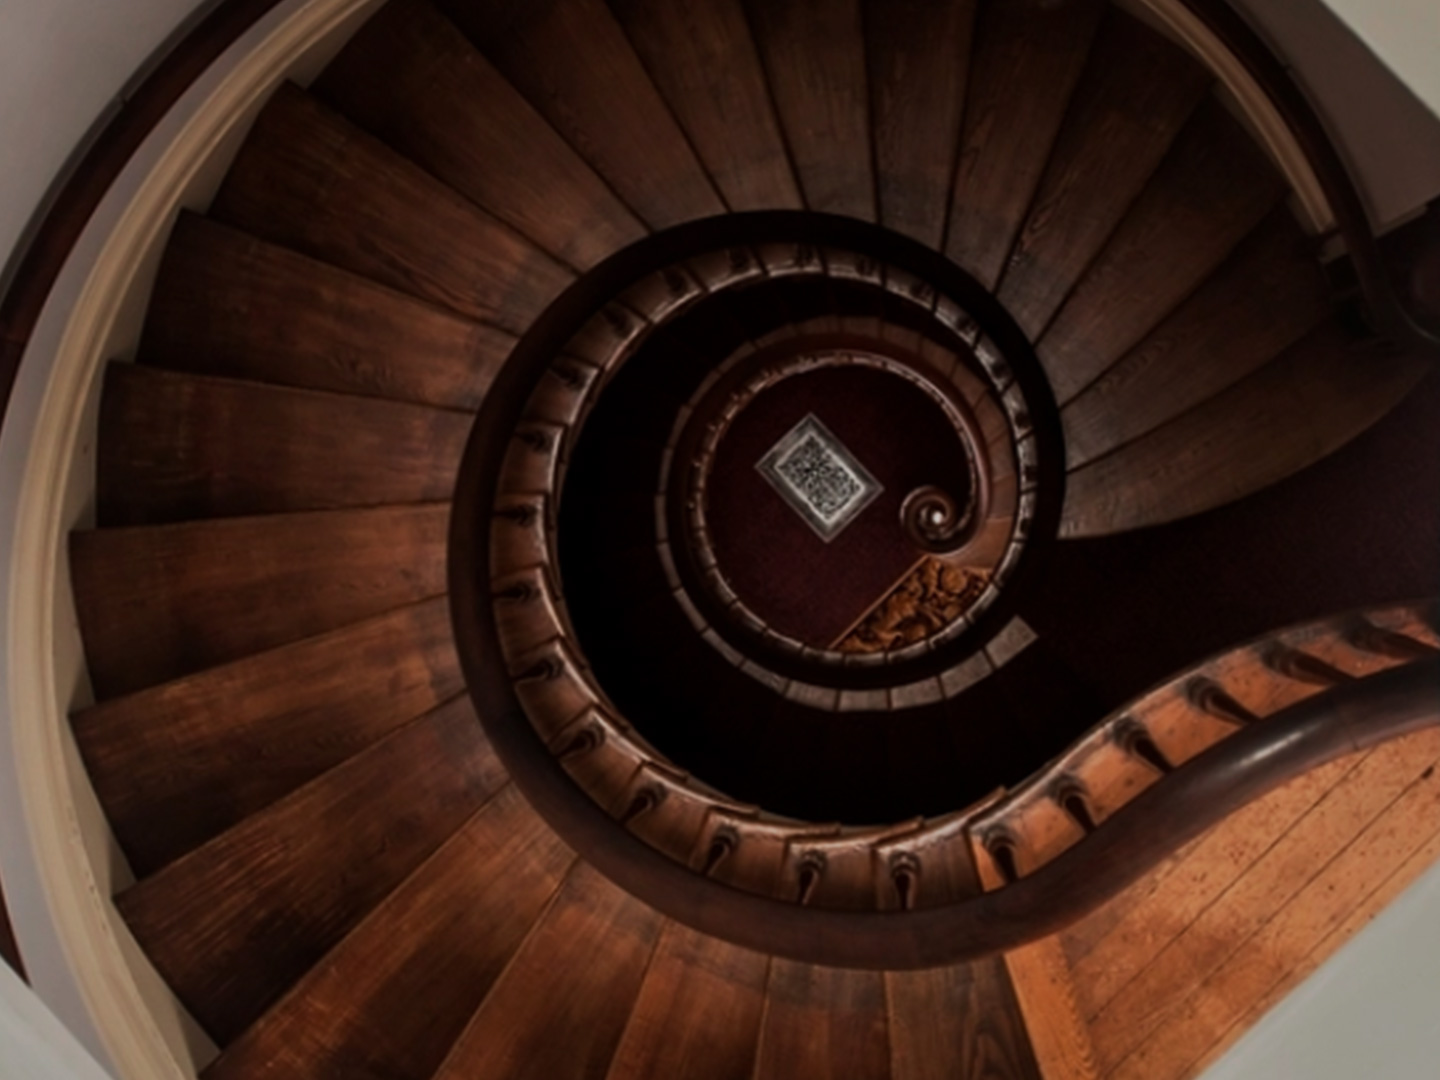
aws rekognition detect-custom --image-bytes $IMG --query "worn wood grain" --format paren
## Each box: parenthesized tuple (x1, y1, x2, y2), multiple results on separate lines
(204, 785, 574, 1079)
(1060, 321, 1428, 536)
(754, 961, 890, 1080)
(139, 213, 510, 409)
(609, 0, 801, 213)
(866, 0, 977, 248)
(1066, 753, 1360, 1020)
(71, 503, 448, 699)
(887, 960, 1042, 1080)
(210, 82, 572, 331)
(118, 696, 504, 1044)
(1061, 209, 1329, 468)
(96, 364, 472, 526)
(1038, 97, 1286, 404)
(744, 0, 874, 221)
(944, 0, 1104, 288)
(1001, 939, 1098, 1080)
(314, 0, 644, 270)
(71, 598, 463, 876)
(1088, 729, 1440, 1073)
(996, 9, 1211, 339)
(435, 0, 723, 228)
(1106, 731, 1440, 1080)
(433, 860, 664, 1080)
(605, 921, 770, 1080)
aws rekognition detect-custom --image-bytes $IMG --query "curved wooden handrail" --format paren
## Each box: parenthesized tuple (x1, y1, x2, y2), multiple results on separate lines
(1172, 0, 1440, 353)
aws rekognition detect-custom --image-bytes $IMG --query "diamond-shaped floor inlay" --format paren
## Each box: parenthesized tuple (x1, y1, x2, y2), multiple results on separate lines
(756, 414, 882, 540)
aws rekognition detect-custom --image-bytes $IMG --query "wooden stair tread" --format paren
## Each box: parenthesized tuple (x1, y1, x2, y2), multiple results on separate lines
(996, 8, 1212, 339)
(609, 0, 802, 214)
(314, 0, 645, 271)
(1061, 207, 1331, 469)
(1039, 96, 1288, 404)
(885, 962, 1043, 1080)
(744, 0, 874, 222)
(204, 784, 574, 1080)
(605, 920, 770, 1080)
(117, 695, 505, 1044)
(434, 0, 724, 230)
(1060, 321, 1428, 537)
(753, 960, 889, 1080)
(71, 597, 463, 875)
(867, 0, 978, 249)
(432, 860, 665, 1080)
(71, 503, 449, 699)
(139, 213, 510, 409)
(945, 0, 1105, 288)
(96, 364, 471, 525)
(209, 82, 572, 332)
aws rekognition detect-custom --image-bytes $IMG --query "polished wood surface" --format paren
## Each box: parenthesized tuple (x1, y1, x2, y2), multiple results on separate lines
(433, 861, 664, 1080)
(71, 503, 448, 698)
(435, 0, 724, 229)
(605, 921, 771, 1080)
(1061, 207, 1329, 469)
(315, 0, 645, 270)
(72, 598, 463, 876)
(1038, 97, 1286, 403)
(1061, 323, 1428, 536)
(141, 213, 510, 409)
(887, 961, 1043, 1080)
(996, 8, 1211, 339)
(96, 364, 471, 525)
(610, 0, 802, 213)
(118, 695, 503, 1042)
(945, 0, 1104, 288)
(210, 82, 573, 332)
(204, 785, 575, 1080)
(866, 0, 978, 249)
(745, 0, 875, 221)
(754, 961, 890, 1080)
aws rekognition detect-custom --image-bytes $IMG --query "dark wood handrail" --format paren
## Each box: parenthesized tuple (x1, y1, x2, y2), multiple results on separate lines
(1178, 0, 1440, 353)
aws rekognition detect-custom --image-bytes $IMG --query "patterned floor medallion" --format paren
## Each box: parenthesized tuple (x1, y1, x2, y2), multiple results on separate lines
(755, 414, 883, 541)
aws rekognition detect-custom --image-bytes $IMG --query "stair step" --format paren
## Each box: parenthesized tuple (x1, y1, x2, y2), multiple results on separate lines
(1061, 207, 1330, 470)
(314, 0, 644, 271)
(997, 7, 1212, 339)
(96, 364, 471, 525)
(71, 503, 448, 699)
(945, 0, 1105, 288)
(434, 0, 724, 230)
(432, 861, 665, 1080)
(609, 0, 801, 213)
(204, 784, 573, 1080)
(139, 213, 510, 409)
(72, 597, 463, 875)
(117, 695, 504, 1044)
(867, 0, 978, 248)
(1061, 321, 1429, 536)
(744, 0, 873, 221)
(210, 82, 572, 332)
(885, 962, 1043, 1080)
(605, 920, 770, 1080)
(1039, 96, 1287, 402)
(754, 961, 889, 1080)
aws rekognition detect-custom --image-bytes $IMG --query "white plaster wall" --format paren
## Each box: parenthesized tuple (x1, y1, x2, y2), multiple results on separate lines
(1203, 856, 1440, 1080)
(1326, 0, 1440, 122)
(0, 0, 218, 293)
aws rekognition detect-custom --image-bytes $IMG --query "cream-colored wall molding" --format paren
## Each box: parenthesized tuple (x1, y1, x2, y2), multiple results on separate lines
(1125, 0, 1336, 234)
(0, 1, 382, 1077)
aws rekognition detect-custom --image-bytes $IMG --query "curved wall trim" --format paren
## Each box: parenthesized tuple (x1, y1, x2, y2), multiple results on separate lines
(0, 1, 381, 1076)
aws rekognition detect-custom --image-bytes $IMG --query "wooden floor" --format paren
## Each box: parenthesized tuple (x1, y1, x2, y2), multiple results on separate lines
(1049, 726, 1440, 1080)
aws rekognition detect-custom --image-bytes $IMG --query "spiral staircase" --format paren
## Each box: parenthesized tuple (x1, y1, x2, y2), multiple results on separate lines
(48, 0, 1440, 1077)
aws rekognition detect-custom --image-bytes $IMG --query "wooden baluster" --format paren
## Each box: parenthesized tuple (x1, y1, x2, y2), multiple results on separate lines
(1187, 676, 1259, 726)
(1264, 643, 1356, 686)
(1114, 716, 1174, 774)
(1347, 619, 1440, 662)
